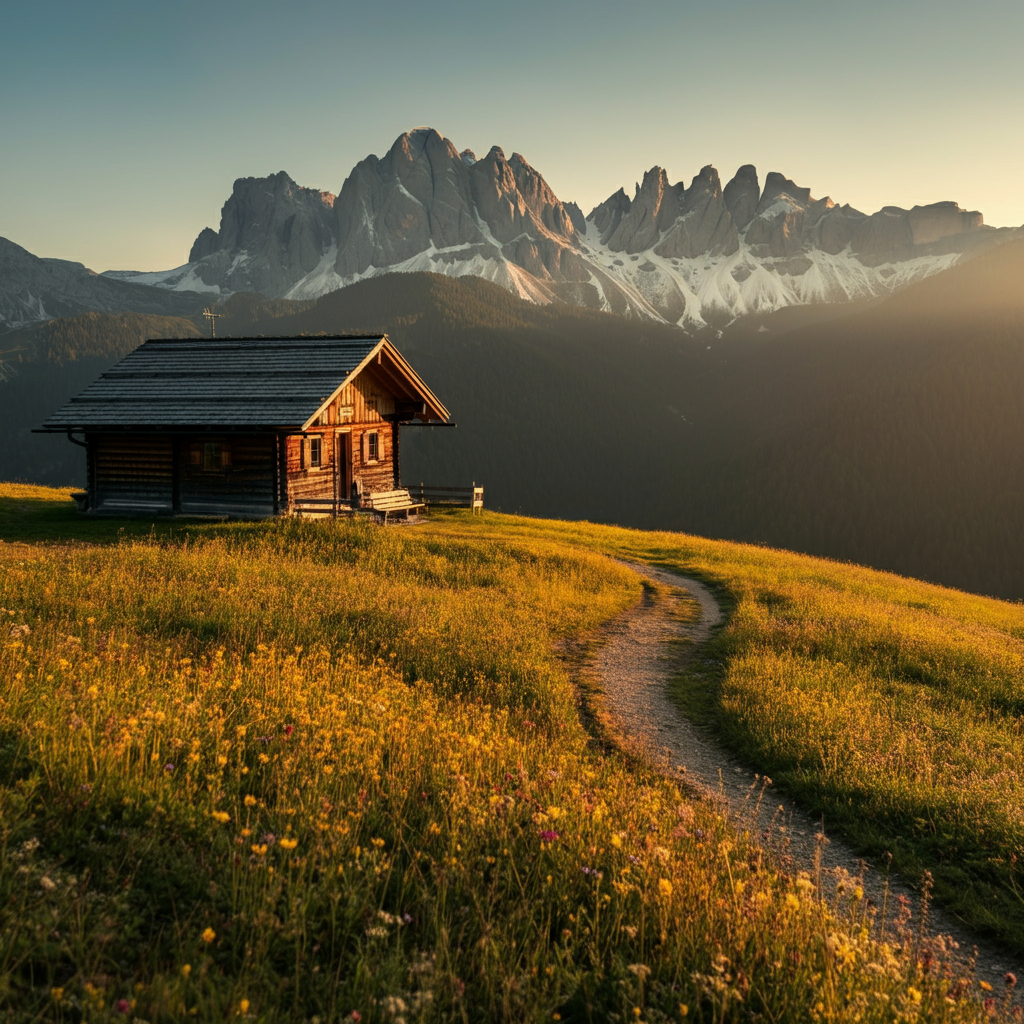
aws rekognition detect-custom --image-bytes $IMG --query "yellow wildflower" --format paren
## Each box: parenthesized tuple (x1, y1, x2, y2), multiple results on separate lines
(658, 878, 673, 897)
(280, 837, 298, 850)
(212, 811, 230, 824)
(201, 927, 216, 944)
(611, 833, 623, 849)
(181, 964, 191, 978)
(239, 998, 250, 1013)
(244, 795, 257, 807)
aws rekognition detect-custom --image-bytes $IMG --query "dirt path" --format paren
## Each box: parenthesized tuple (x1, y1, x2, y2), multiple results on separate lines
(592, 561, 1021, 991)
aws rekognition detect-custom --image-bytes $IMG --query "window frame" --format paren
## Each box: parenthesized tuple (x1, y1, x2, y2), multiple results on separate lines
(198, 442, 230, 472)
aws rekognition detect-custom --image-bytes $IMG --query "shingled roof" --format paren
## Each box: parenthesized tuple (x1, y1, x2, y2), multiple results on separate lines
(40, 335, 450, 431)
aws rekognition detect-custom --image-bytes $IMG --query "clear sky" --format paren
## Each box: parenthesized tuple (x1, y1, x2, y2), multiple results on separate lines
(2, 0, 1022, 272)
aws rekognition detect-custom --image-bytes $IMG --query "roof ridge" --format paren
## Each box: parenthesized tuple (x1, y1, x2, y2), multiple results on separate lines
(143, 335, 387, 344)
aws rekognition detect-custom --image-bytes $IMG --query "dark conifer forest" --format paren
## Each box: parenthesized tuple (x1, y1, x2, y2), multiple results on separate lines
(3, 241, 1023, 600)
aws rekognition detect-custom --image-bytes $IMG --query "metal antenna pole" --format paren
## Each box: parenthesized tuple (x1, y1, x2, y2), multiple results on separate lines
(202, 307, 224, 338)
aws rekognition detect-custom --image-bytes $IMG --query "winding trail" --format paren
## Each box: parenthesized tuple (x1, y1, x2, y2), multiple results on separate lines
(592, 560, 1022, 991)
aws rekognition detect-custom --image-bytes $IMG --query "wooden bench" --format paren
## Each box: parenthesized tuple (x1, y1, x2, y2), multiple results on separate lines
(414, 483, 484, 513)
(365, 488, 426, 524)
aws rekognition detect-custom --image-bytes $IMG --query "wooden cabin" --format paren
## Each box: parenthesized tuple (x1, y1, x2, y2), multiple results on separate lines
(38, 335, 450, 518)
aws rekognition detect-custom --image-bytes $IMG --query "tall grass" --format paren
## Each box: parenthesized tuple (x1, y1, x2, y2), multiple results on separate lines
(464, 514, 1024, 954)
(0, 489, 1002, 1021)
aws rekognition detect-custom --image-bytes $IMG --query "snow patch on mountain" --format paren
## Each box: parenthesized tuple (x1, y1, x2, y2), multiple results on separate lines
(105, 264, 222, 294)
(576, 220, 963, 326)
(87, 129, 1022, 332)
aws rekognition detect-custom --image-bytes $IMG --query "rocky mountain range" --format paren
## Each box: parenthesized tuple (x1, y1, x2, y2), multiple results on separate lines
(9, 127, 1021, 330)
(0, 236, 210, 331)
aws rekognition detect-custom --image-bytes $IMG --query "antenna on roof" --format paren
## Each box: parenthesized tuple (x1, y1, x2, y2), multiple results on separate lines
(202, 306, 223, 338)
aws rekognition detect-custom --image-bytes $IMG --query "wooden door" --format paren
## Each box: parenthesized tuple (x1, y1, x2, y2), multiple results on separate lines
(338, 432, 353, 503)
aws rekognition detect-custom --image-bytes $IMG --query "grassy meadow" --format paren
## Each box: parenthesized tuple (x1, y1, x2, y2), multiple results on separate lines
(0, 484, 1020, 1022)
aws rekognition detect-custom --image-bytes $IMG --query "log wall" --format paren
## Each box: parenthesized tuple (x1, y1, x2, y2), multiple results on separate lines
(93, 435, 173, 513)
(89, 433, 277, 517)
(178, 435, 276, 517)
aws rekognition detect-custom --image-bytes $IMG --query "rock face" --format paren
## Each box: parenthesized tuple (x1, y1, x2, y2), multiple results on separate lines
(0, 236, 207, 330)
(332, 130, 584, 286)
(100, 126, 1017, 329)
(723, 165, 760, 230)
(188, 171, 336, 295)
(654, 166, 738, 260)
(908, 201, 985, 246)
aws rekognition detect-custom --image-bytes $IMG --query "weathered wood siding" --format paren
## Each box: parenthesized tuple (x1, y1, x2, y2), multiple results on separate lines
(331, 370, 396, 427)
(93, 435, 173, 513)
(284, 367, 400, 507)
(346, 369, 396, 497)
(178, 435, 276, 517)
(286, 433, 337, 504)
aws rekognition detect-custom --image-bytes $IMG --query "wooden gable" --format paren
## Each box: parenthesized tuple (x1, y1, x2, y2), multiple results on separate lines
(302, 337, 448, 430)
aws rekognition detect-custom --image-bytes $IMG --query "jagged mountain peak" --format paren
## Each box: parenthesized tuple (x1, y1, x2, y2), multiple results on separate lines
(692, 165, 722, 191)
(94, 129, 1016, 333)
(387, 126, 461, 167)
(757, 171, 814, 214)
(723, 165, 760, 230)
(588, 188, 632, 245)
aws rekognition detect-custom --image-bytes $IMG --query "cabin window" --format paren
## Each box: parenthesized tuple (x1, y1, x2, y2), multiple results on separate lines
(367, 431, 379, 462)
(309, 436, 322, 468)
(200, 442, 229, 471)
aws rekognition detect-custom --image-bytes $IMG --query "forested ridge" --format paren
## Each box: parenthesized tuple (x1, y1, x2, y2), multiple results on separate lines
(3, 242, 1023, 599)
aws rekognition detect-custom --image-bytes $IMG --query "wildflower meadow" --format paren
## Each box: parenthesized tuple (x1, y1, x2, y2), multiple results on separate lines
(0, 483, 1014, 1022)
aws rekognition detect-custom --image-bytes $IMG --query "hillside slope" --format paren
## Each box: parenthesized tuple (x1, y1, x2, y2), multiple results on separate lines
(5, 247, 1024, 599)
(685, 238, 1024, 596)
(0, 486, 1009, 1021)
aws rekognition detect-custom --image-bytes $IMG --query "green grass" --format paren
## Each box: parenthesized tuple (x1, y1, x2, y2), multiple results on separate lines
(0, 483, 211, 545)
(0, 485, 1012, 1023)
(443, 516, 1024, 952)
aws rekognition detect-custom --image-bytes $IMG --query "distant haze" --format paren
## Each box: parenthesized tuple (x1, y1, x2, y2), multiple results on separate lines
(2, 0, 1022, 272)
